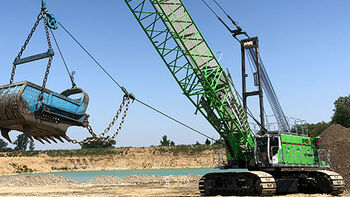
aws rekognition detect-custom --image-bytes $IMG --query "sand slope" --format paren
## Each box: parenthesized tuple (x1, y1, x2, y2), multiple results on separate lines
(0, 147, 214, 175)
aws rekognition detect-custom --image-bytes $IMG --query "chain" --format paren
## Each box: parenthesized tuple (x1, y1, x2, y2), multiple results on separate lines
(98, 95, 128, 138)
(69, 95, 133, 145)
(110, 98, 131, 139)
(41, 11, 54, 92)
(10, 10, 54, 91)
(85, 123, 97, 138)
(10, 13, 43, 84)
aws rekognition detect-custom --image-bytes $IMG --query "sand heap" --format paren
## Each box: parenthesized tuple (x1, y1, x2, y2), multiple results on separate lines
(88, 175, 201, 185)
(0, 174, 201, 188)
(0, 174, 77, 187)
(320, 124, 350, 189)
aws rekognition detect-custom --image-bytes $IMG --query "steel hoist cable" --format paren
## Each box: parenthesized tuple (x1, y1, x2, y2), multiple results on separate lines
(58, 22, 124, 91)
(201, 0, 219, 18)
(50, 29, 76, 88)
(200, 0, 267, 134)
(134, 98, 216, 141)
(57, 21, 217, 142)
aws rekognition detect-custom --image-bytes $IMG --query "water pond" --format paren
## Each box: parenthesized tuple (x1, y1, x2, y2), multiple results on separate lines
(20, 168, 247, 182)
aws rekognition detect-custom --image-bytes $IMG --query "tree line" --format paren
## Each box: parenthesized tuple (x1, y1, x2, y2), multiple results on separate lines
(159, 134, 214, 146)
(0, 134, 35, 152)
(307, 95, 350, 137)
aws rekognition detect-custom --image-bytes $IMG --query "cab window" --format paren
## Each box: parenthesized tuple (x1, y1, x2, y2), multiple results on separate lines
(270, 136, 279, 156)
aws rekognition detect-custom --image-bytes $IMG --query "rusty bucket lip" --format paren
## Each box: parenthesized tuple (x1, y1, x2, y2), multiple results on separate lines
(0, 81, 88, 106)
(0, 81, 53, 93)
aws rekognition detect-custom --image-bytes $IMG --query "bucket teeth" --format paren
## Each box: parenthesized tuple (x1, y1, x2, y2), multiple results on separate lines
(22, 126, 35, 142)
(0, 128, 12, 143)
(42, 137, 51, 144)
(34, 137, 45, 144)
(54, 135, 64, 143)
(23, 133, 34, 142)
(62, 135, 71, 142)
(48, 136, 57, 143)
(28, 136, 34, 142)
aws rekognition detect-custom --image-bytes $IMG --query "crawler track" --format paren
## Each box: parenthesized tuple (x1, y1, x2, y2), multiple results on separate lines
(198, 171, 276, 196)
(316, 170, 345, 195)
(199, 169, 345, 196)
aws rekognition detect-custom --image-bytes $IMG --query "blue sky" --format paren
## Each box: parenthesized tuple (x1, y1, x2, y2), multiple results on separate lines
(0, 0, 349, 150)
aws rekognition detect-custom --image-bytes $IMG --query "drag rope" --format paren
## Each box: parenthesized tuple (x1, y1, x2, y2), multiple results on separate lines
(57, 21, 216, 141)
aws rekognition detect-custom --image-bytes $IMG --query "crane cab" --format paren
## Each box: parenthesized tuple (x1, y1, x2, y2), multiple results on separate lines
(254, 134, 330, 169)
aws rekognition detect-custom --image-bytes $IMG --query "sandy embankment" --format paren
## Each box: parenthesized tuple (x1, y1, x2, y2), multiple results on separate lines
(0, 147, 214, 175)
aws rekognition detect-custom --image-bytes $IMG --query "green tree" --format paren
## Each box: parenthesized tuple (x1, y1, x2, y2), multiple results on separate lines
(14, 134, 29, 151)
(160, 135, 170, 146)
(0, 139, 8, 152)
(80, 137, 116, 149)
(332, 95, 350, 128)
(213, 138, 224, 145)
(306, 122, 331, 137)
(195, 141, 201, 145)
(205, 138, 211, 146)
(160, 135, 175, 146)
(28, 141, 35, 151)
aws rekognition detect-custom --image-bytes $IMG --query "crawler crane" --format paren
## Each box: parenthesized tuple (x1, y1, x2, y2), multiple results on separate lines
(124, 0, 345, 195)
(0, 1, 345, 195)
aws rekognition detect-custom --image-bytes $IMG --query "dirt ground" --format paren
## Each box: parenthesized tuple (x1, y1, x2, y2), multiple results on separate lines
(0, 174, 348, 197)
(0, 183, 348, 197)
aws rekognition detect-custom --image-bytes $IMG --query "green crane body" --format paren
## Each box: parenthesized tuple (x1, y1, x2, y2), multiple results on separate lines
(279, 135, 326, 166)
(125, 0, 344, 195)
(124, 0, 328, 168)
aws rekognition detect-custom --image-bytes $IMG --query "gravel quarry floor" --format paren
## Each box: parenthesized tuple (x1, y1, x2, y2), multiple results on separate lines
(0, 124, 348, 196)
(0, 174, 348, 197)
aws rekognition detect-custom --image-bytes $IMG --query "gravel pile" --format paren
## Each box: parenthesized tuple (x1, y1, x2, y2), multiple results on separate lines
(0, 174, 201, 187)
(320, 124, 350, 189)
(165, 175, 201, 183)
(88, 176, 124, 185)
(0, 174, 77, 187)
(88, 175, 201, 185)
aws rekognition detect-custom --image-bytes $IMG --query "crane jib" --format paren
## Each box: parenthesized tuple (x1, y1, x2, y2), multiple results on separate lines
(125, 0, 255, 162)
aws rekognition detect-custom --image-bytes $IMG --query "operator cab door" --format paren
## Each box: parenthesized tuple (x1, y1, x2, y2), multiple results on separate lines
(268, 135, 281, 165)
(255, 135, 281, 167)
(255, 136, 269, 167)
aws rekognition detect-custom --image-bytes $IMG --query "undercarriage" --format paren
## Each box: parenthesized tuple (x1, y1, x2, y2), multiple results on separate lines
(199, 169, 344, 196)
